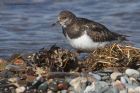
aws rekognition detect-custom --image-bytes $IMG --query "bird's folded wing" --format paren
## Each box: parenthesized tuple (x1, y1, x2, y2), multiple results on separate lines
(82, 23, 126, 42)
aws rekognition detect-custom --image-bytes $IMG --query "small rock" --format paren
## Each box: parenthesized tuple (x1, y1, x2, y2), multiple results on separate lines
(119, 89, 127, 93)
(112, 80, 126, 91)
(70, 77, 88, 93)
(48, 80, 58, 92)
(129, 77, 139, 85)
(0, 70, 14, 78)
(38, 81, 48, 91)
(61, 90, 67, 93)
(135, 87, 140, 92)
(30, 75, 43, 89)
(16, 86, 26, 93)
(5, 64, 20, 71)
(47, 90, 53, 93)
(125, 69, 140, 78)
(84, 82, 95, 93)
(120, 76, 130, 84)
(103, 87, 115, 93)
(56, 79, 69, 90)
(94, 81, 109, 93)
(8, 77, 19, 83)
(89, 72, 101, 81)
(110, 72, 122, 81)
(57, 83, 69, 90)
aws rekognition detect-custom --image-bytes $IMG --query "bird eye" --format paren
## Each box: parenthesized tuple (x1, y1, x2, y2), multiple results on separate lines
(62, 17, 67, 19)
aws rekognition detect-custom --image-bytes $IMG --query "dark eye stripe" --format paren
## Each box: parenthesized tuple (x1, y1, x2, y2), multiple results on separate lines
(62, 17, 66, 19)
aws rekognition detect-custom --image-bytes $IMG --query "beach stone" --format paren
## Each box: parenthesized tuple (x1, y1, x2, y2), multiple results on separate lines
(120, 76, 130, 84)
(38, 81, 48, 91)
(119, 89, 127, 93)
(135, 87, 140, 92)
(70, 77, 88, 93)
(129, 77, 139, 85)
(125, 69, 140, 78)
(84, 82, 95, 93)
(84, 81, 110, 93)
(8, 77, 19, 83)
(47, 90, 53, 93)
(48, 81, 58, 92)
(0, 70, 14, 78)
(110, 72, 122, 81)
(89, 72, 101, 81)
(103, 87, 114, 93)
(94, 81, 109, 93)
(5, 64, 22, 71)
(101, 76, 110, 81)
(112, 80, 126, 92)
(16, 86, 26, 93)
(56, 79, 69, 90)
(61, 90, 67, 93)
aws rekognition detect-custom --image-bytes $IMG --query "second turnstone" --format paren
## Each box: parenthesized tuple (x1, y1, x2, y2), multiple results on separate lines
(57, 10, 127, 51)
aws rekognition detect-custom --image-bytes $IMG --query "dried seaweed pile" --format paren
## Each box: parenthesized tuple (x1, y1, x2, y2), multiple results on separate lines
(28, 45, 78, 72)
(81, 44, 140, 71)
(1, 44, 140, 74)
(26, 44, 140, 72)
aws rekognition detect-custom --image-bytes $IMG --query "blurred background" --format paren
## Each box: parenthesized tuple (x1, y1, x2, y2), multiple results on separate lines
(0, 0, 140, 58)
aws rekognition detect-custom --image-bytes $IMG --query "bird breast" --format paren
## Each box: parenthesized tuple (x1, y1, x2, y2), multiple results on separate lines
(66, 31, 109, 49)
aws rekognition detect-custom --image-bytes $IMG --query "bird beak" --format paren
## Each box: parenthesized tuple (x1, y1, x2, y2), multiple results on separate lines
(51, 21, 59, 26)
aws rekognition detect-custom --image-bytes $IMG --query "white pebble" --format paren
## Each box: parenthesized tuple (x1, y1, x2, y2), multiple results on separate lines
(125, 69, 140, 78)
(120, 76, 129, 84)
(84, 82, 95, 93)
(89, 72, 101, 80)
(135, 87, 140, 92)
(110, 72, 122, 81)
(70, 77, 88, 93)
(120, 89, 127, 93)
(16, 86, 25, 93)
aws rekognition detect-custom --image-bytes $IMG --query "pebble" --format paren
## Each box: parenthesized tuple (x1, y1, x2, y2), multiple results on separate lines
(61, 90, 67, 93)
(94, 81, 109, 93)
(15, 86, 26, 93)
(135, 87, 140, 92)
(0, 70, 14, 78)
(84, 82, 95, 93)
(110, 72, 122, 81)
(48, 81, 58, 92)
(112, 80, 126, 90)
(38, 81, 48, 91)
(5, 64, 20, 71)
(70, 77, 88, 93)
(89, 72, 101, 80)
(125, 69, 140, 78)
(129, 77, 139, 86)
(120, 76, 130, 84)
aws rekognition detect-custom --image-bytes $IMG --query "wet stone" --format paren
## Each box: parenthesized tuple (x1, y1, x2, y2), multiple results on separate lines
(0, 70, 14, 78)
(38, 81, 48, 91)
(48, 81, 58, 92)
(125, 69, 140, 78)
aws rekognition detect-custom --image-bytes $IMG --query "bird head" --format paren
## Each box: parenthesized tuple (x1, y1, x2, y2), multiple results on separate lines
(57, 10, 76, 28)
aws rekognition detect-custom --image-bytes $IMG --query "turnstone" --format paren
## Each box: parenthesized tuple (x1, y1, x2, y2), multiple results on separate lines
(57, 10, 127, 51)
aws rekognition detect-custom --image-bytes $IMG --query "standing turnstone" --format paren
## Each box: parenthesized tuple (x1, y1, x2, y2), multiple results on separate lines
(57, 10, 127, 51)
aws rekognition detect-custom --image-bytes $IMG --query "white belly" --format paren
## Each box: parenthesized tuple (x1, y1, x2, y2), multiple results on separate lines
(66, 32, 109, 49)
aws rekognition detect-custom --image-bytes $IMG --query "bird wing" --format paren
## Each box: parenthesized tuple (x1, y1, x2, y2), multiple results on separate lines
(79, 19, 126, 42)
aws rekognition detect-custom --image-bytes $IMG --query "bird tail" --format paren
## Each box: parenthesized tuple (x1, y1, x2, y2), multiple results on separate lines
(118, 34, 130, 41)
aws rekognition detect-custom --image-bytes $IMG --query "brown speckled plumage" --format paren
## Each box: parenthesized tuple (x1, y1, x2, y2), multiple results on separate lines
(58, 10, 127, 49)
